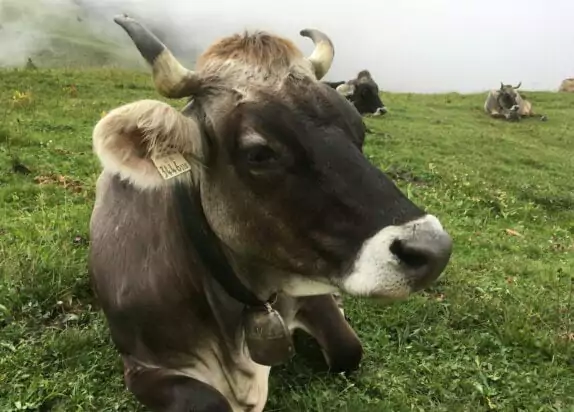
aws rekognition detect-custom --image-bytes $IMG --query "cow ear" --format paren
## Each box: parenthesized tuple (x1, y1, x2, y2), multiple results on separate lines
(93, 99, 203, 190)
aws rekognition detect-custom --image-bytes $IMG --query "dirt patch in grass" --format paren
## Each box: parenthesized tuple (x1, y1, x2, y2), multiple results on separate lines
(33, 173, 85, 194)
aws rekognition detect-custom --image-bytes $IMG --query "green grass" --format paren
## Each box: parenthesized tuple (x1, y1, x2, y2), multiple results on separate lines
(0, 67, 573, 412)
(0, 0, 146, 70)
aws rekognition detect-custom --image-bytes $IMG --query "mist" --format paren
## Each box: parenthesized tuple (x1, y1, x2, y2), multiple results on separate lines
(1, 0, 573, 93)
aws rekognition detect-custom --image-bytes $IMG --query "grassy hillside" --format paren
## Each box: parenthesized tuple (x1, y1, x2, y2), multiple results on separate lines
(0, 67, 573, 411)
(0, 0, 199, 70)
(0, 0, 147, 69)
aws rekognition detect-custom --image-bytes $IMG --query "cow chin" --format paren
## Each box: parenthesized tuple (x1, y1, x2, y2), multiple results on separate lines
(338, 214, 453, 301)
(281, 275, 340, 297)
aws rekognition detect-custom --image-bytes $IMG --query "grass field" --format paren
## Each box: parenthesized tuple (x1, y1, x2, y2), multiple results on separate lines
(0, 67, 573, 412)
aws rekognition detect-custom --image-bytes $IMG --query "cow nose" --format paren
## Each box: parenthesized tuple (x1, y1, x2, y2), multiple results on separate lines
(389, 221, 453, 290)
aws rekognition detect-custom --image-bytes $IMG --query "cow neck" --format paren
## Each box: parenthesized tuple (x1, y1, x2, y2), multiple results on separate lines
(181, 187, 295, 366)
(174, 183, 268, 308)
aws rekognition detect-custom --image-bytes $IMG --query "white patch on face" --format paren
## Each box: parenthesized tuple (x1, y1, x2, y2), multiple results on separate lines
(340, 214, 452, 300)
(373, 107, 387, 116)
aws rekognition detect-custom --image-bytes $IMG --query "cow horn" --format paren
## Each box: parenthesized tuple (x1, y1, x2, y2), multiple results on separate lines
(113, 14, 200, 99)
(300, 29, 334, 80)
(514, 81, 522, 89)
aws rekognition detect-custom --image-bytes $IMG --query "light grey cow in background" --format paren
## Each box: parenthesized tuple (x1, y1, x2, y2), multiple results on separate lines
(484, 82, 544, 121)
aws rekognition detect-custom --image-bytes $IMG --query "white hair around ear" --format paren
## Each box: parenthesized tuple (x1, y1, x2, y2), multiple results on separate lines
(93, 99, 203, 190)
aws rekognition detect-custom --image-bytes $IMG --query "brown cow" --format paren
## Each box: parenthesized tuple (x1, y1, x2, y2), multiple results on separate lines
(559, 78, 574, 92)
(483, 82, 539, 121)
(89, 15, 453, 412)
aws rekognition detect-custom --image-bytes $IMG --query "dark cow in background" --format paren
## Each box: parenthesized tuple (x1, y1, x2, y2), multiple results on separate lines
(89, 14, 453, 412)
(325, 70, 388, 116)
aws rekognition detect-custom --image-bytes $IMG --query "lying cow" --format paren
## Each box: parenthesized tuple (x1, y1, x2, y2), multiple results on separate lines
(484, 82, 536, 121)
(89, 15, 453, 412)
(324, 70, 387, 116)
(559, 78, 574, 92)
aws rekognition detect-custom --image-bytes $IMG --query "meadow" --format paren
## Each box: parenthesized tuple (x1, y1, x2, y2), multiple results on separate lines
(0, 67, 573, 411)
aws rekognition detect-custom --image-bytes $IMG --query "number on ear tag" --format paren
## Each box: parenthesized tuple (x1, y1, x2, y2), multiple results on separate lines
(151, 152, 192, 180)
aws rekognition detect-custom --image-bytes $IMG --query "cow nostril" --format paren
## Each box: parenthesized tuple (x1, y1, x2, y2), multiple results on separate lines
(389, 239, 428, 269)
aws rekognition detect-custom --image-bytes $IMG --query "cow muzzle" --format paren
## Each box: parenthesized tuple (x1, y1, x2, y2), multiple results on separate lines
(339, 214, 452, 300)
(374, 106, 387, 116)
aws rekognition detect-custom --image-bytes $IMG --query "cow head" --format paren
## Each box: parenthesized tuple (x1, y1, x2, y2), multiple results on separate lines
(497, 81, 522, 112)
(94, 16, 452, 307)
(337, 70, 387, 116)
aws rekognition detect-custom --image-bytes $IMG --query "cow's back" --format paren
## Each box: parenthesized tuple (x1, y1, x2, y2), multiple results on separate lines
(515, 94, 533, 116)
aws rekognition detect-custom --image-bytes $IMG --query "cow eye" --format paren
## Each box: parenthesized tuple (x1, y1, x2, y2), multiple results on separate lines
(244, 144, 279, 168)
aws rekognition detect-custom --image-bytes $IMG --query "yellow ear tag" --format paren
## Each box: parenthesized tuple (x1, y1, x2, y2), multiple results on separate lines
(150, 152, 192, 180)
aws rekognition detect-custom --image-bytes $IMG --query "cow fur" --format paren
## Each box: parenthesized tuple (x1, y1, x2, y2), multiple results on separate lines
(559, 78, 574, 92)
(91, 74, 369, 412)
(484, 82, 535, 120)
(90, 17, 452, 412)
(197, 32, 311, 86)
(325, 70, 387, 116)
(91, 95, 367, 411)
(93, 100, 202, 190)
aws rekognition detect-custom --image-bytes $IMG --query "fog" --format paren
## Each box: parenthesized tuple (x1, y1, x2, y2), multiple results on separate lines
(1, 0, 573, 93)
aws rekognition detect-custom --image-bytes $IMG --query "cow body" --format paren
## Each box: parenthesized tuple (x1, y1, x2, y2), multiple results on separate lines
(559, 78, 574, 92)
(484, 82, 536, 121)
(324, 70, 387, 116)
(89, 15, 452, 412)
